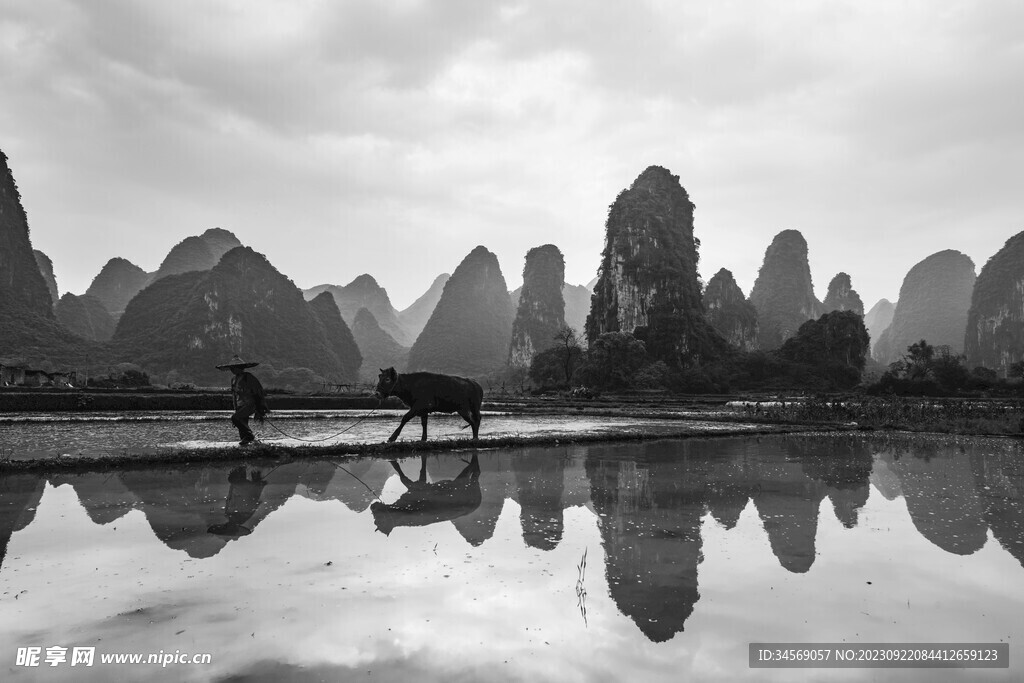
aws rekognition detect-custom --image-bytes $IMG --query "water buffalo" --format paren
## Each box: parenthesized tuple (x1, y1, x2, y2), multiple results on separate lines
(373, 367, 482, 442)
(370, 454, 481, 535)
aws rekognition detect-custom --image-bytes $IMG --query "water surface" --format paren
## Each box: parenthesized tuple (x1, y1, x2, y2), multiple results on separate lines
(1, 433, 1021, 681)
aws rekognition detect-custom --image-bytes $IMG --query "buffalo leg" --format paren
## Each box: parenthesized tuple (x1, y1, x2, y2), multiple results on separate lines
(457, 408, 479, 440)
(471, 407, 482, 440)
(420, 414, 429, 441)
(389, 408, 419, 442)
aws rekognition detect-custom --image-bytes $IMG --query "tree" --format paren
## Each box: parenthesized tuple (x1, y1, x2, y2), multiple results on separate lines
(576, 332, 648, 389)
(778, 310, 870, 388)
(553, 327, 584, 384)
(529, 327, 584, 388)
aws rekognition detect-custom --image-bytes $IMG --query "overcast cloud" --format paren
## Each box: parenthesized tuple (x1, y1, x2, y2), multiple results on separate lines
(2, 0, 1022, 309)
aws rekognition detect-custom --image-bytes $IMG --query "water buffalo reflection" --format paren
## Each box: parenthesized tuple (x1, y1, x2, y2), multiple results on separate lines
(371, 455, 481, 535)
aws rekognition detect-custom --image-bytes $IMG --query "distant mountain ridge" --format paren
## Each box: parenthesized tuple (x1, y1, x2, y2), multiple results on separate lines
(398, 273, 449, 343)
(304, 274, 412, 346)
(864, 299, 895, 354)
(150, 228, 243, 283)
(351, 307, 410, 382)
(85, 228, 243, 319)
(873, 250, 975, 364)
(407, 245, 514, 377)
(55, 293, 116, 342)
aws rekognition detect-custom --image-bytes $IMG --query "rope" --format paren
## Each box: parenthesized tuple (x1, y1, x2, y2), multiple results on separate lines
(259, 400, 383, 444)
(326, 461, 384, 503)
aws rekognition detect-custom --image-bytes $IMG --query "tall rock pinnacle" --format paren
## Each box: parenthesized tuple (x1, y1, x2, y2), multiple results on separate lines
(509, 245, 567, 367)
(749, 230, 823, 350)
(586, 166, 726, 366)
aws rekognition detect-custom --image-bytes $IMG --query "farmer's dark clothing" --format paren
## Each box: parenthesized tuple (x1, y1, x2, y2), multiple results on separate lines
(231, 371, 268, 443)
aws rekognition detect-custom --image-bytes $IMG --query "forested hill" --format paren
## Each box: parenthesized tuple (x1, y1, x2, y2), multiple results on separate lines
(113, 247, 361, 386)
(398, 273, 449, 342)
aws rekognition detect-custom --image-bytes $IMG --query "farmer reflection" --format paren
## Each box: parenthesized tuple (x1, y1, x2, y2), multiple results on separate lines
(207, 466, 267, 537)
(215, 355, 270, 446)
(371, 454, 481, 535)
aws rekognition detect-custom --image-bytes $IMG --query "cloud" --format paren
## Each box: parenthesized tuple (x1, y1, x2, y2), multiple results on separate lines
(1, 0, 1022, 310)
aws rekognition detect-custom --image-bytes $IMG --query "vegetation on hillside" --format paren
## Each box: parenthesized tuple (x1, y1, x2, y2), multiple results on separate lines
(533, 310, 871, 393)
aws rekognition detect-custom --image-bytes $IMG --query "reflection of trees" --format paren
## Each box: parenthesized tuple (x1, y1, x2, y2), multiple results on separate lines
(0, 474, 45, 571)
(512, 451, 566, 550)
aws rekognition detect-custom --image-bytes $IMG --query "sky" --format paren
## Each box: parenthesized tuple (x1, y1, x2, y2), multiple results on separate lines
(2, 0, 1022, 311)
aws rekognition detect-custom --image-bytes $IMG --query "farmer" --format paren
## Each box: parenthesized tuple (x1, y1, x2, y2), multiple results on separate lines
(216, 355, 269, 446)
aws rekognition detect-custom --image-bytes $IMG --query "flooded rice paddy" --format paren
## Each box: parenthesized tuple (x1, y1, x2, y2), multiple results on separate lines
(0, 432, 1021, 681)
(0, 410, 764, 459)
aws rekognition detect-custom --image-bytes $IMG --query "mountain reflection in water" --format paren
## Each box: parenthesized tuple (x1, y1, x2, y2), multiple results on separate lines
(1, 434, 1022, 682)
